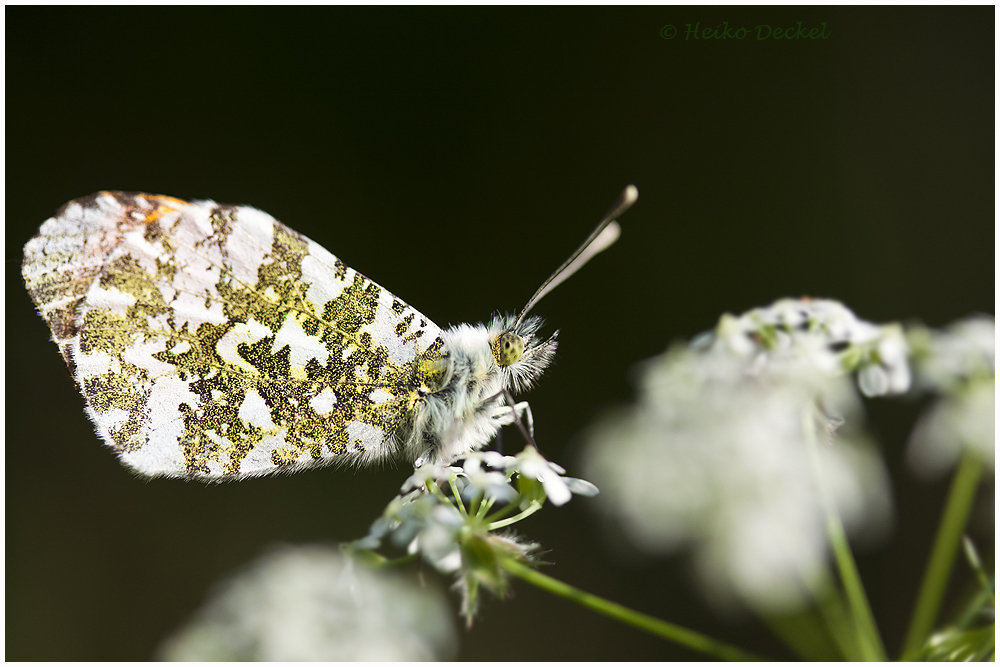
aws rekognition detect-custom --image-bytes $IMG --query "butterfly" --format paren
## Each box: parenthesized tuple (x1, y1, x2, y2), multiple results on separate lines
(22, 186, 637, 480)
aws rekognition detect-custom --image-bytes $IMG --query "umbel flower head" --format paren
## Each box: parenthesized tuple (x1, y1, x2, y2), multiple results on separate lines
(349, 444, 598, 623)
(580, 298, 896, 613)
(906, 315, 995, 476)
(711, 297, 911, 397)
(157, 544, 457, 661)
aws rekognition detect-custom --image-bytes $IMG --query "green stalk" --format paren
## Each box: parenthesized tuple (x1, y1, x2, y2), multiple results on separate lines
(814, 584, 866, 661)
(802, 405, 887, 661)
(448, 478, 468, 517)
(371, 553, 419, 569)
(476, 496, 497, 520)
(901, 451, 984, 660)
(488, 501, 542, 530)
(825, 502, 886, 660)
(502, 558, 764, 661)
(764, 605, 841, 661)
(482, 496, 520, 524)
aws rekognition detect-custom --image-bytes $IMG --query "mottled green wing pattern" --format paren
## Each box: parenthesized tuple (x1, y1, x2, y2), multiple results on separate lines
(23, 192, 444, 479)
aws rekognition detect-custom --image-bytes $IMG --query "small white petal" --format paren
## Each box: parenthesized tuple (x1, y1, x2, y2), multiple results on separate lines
(435, 549, 463, 573)
(481, 450, 518, 471)
(858, 365, 889, 397)
(564, 477, 600, 496)
(541, 474, 572, 507)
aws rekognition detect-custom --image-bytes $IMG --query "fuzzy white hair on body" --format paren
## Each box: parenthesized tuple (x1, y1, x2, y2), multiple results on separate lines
(402, 314, 558, 466)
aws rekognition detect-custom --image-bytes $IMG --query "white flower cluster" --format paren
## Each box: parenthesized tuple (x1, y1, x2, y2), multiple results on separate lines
(581, 298, 896, 613)
(907, 316, 995, 476)
(352, 445, 598, 620)
(712, 298, 911, 396)
(157, 545, 457, 661)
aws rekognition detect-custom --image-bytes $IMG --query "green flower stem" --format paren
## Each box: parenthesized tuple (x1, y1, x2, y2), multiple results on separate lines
(488, 501, 542, 530)
(345, 549, 418, 569)
(961, 537, 995, 608)
(476, 496, 497, 519)
(502, 558, 764, 661)
(802, 405, 887, 661)
(901, 450, 984, 660)
(448, 478, 468, 517)
(814, 584, 866, 661)
(372, 553, 419, 569)
(482, 498, 519, 523)
(825, 511, 886, 661)
(426, 478, 451, 505)
(764, 606, 841, 661)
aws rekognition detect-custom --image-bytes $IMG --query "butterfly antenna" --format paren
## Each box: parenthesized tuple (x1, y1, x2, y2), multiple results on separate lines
(511, 184, 638, 330)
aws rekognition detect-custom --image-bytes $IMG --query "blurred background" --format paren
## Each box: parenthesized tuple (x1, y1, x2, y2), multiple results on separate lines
(7, 6, 993, 660)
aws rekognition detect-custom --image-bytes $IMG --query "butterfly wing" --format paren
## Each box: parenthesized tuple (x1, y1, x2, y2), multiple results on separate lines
(23, 192, 443, 479)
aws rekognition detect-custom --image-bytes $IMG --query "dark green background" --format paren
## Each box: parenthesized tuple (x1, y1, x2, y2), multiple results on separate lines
(7, 7, 993, 661)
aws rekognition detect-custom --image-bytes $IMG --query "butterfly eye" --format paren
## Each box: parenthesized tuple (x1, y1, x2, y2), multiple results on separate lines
(493, 331, 525, 367)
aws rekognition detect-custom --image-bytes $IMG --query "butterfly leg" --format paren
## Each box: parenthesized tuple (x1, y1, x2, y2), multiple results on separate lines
(503, 400, 534, 439)
(492, 390, 536, 449)
(487, 400, 529, 427)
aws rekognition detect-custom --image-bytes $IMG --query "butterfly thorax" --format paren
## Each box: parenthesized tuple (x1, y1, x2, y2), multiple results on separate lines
(403, 314, 557, 465)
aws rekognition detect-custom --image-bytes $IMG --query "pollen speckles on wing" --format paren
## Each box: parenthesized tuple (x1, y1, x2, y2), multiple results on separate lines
(24, 190, 570, 481)
(23, 192, 446, 480)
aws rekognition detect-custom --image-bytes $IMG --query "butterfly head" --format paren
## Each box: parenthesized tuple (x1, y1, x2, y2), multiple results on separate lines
(487, 314, 557, 394)
(492, 330, 525, 367)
